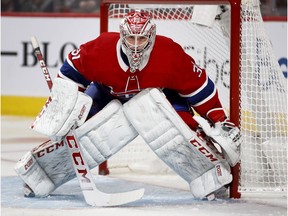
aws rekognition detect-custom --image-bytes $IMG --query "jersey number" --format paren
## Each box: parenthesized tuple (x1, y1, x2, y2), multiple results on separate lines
(71, 48, 81, 60)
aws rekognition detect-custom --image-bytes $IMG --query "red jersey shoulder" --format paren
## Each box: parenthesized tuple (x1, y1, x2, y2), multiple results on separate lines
(153, 35, 195, 66)
(152, 35, 207, 95)
(82, 32, 119, 49)
(154, 35, 186, 55)
(68, 32, 120, 80)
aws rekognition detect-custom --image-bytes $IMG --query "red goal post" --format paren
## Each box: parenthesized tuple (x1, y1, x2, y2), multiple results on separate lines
(98, 0, 287, 199)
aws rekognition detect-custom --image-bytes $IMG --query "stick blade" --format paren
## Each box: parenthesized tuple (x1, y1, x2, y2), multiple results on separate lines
(83, 188, 145, 207)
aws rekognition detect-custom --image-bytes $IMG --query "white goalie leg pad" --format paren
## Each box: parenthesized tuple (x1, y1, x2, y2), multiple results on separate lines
(123, 88, 232, 198)
(31, 78, 92, 137)
(14, 151, 56, 197)
(75, 99, 138, 164)
(189, 163, 232, 199)
(15, 99, 138, 197)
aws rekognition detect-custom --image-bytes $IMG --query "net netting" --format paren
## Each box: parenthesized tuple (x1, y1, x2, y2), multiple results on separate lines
(239, 0, 287, 192)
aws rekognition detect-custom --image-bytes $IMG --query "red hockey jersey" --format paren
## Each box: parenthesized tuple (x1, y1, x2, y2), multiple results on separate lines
(62, 32, 223, 117)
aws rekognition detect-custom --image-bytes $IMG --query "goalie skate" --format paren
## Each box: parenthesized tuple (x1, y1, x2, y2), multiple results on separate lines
(23, 183, 35, 198)
(206, 186, 229, 200)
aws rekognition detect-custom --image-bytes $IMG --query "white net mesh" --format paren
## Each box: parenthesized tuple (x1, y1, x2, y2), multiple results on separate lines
(103, 1, 287, 193)
(239, 0, 287, 192)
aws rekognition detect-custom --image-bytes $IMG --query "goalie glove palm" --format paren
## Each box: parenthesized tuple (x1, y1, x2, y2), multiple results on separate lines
(193, 116, 242, 167)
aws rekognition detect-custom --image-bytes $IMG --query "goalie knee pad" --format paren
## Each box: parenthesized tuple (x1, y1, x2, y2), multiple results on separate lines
(123, 88, 231, 198)
(15, 99, 138, 197)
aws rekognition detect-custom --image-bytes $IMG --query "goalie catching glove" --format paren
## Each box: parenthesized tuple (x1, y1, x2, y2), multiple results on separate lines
(31, 78, 93, 139)
(194, 108, 242, 167)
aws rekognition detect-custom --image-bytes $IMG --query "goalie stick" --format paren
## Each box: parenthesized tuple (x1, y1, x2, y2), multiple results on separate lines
(30, 36, 145, 206)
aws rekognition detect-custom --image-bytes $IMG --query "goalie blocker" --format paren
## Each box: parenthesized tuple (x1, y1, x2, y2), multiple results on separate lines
(15, 88, 238, 199)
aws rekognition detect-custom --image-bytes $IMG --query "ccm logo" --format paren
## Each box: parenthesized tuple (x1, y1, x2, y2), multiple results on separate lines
(78, 105, 87, 120)
(66, 135, 91, 183)
(39, 60, 51, 80)
(216, 164, 222, 177)
(24, 158, 34, 170)
(34, 141, 65, 158)
(190, 139, 218, 162)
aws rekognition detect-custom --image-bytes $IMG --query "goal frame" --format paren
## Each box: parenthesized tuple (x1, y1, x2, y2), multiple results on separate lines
(99, 0, 242, 198)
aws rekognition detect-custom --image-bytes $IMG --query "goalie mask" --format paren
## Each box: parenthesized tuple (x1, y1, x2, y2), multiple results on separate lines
(120, 11, 156, 72)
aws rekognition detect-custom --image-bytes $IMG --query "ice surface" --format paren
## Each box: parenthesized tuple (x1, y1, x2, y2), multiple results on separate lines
(1, 116, 287, 216)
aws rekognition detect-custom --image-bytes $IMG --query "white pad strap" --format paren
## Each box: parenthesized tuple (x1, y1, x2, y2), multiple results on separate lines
(31, 78, 92, 137)
(123, 88, 232, 198)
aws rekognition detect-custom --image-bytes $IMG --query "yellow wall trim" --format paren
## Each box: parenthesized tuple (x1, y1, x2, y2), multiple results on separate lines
(1, 95, 47, 117)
